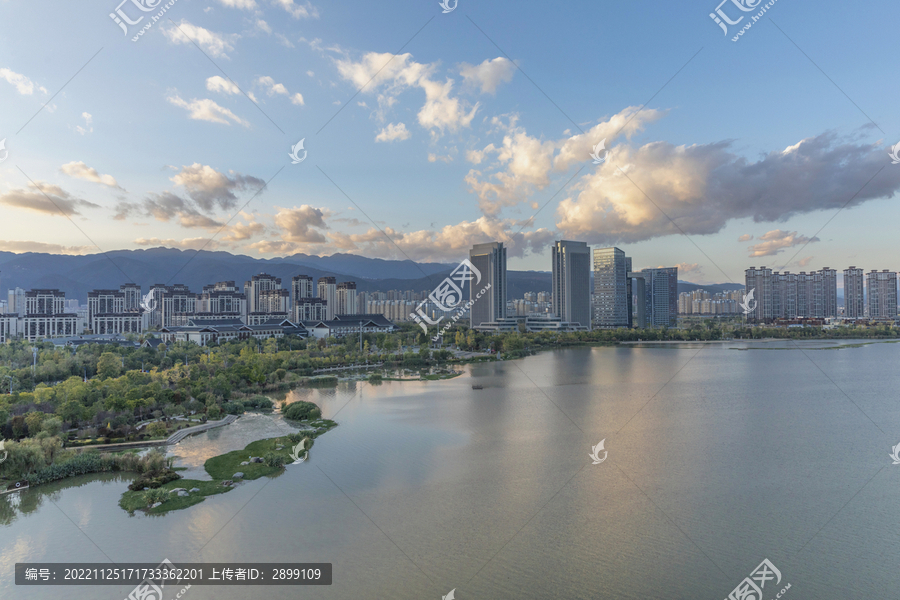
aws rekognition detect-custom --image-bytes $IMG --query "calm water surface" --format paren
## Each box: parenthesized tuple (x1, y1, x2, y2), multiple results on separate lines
(3, 341, 900, 599)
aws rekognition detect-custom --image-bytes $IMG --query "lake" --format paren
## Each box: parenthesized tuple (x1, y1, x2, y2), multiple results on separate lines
(3, 340, 899, 599)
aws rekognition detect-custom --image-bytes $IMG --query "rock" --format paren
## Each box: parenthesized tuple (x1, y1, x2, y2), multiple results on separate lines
(169, 488, 187, 494)
(189, 488, 200, 493)
(275, 445, 284, 450)
(233, 472, 244, 479)
(222, 480, 233, 486)
(150, 502, 162, 508)
(240, 461, 249, 466)
(176, 491, 189, 497)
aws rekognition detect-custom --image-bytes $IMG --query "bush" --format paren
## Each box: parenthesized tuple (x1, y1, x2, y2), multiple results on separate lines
(222, 402, 244, 415)
(282, 401, 321, 422)
(146, 422, 168, 437)
(242, 396, 273, 410)
(263, 452, 285, 468)
(143, 488, 169, 506)
(207, 406, 222, 420)
(127, 469, 181, 491)
(367, 373, 383, 382)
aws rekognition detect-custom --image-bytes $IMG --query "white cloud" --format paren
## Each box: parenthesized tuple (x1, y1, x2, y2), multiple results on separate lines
(276, 33, 295, 48)
(459, 57, 515, 94)
(255, 19, 272, 33)
(75, 112, 93, 135)
(0, 240, 93, 255)
(747, 230, 818, 257)
(290, 92, 305, 106)
(206, 76, 241, 95)
(256, 75, 288, 96)
(167, 94, 249, 126)
(171, 163, 265, 211)
(306, 70, 314, 77)
(61, 161, 120, 188)
(738, 234, 753, 242)
(163, 20, 238, 58)
(272, 0, 319, 19)
(0, 182, 100, 216)
(217, 0, 257, 8)
(428, 153, 453, 163)
(375, 122, 410, 142)
(0, 67, 46, 95)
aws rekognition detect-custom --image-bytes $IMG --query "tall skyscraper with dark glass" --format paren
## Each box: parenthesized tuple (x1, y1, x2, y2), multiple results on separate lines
(469, 242, 507, 327)
(593, 247, 629, 328)
(551, 240, 591, 328)
(640, 267, 679, 327)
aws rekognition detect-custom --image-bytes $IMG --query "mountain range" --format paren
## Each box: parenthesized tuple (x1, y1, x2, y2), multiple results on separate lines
(0, 248, 740, 303)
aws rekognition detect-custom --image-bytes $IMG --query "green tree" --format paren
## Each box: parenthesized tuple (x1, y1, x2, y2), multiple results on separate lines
(24, 411, 45, 436)
(97, 352, 122, 380)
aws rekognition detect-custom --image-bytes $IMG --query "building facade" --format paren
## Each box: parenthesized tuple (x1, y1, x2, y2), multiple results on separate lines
(469, 242, 507, 328)
(593, 247, 630, 328)
(866, 270, 898, 319)
(843, 267, 865, 318)
(551, 240, 591, 329)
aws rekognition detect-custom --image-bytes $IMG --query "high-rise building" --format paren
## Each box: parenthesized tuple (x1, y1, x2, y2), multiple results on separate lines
(843, 267, 865, 319)
(821, 268, 837, 318)
(551, 240, 591, 328)
(294, 298, 328, 321)
(198, 281, 247, 320)
(640, 267, 678, 327)
(244, 274, 282, 314)
(744, 266, 774, 322)
(866, 270, 897, 319)
(21, 289, 80, 341)
(336, 281, 358, 315)
(291, 275, 314, 303)
(593, 247, 629, 328)
(746, 267, 838, 322)
(317, 276, 337, 320)
(469, 242, 507, 328)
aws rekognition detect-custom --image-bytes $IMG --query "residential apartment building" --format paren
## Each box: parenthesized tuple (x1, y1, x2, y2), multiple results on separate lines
(745, 267, 838, 323)
(843, 267, 865, 319)
(317, 276, 337, 320)
(866, 270, 898, 319)
(336, 281, 359, 315)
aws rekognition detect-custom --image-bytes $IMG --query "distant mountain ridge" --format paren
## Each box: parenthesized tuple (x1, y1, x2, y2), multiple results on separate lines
(0, 248, 741, 303)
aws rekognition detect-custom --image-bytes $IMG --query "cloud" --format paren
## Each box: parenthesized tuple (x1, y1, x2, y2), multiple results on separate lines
(61, 161, 121, 188)
(428, 153, 453, 163)
(0, 182, 100, 216)
(0, 240, 93, 254)
(270, 205, 328, 243)
(0, 67, 46, 95)
(459, 57, 515, 94)
(255, 19, 272, 33)
(163, 20, 238, 58)
(75, 112, 93, 135)
(796, 256, 814, 267)
(554, 130, 900, 245)
(221, 212, 266, 242)
(738, 234, 753, 242)
(206, 76, 241, 95)
(134, 237, 222, 250)
(171, 163, 265, 211)
(335, 51, 478, 136)
(290, 92, 304, 105)
(218, 0, 257, 8)
(256, 75, 288, 96)
(673, 262, 701, 275)
(167, 94, 249, 126)
(272, 0, 319, 19)
(375, 122, 410, 142)
(466, 106, 665, 215)
(747, 230, 818, 257)
(276, 33, 295, 48)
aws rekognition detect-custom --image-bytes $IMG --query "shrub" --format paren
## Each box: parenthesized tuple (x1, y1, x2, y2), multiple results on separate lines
(263, 452, 285, 468)
(242, 396, 273, 410)
(146, 422, 168, 437)
(282, 401, 321, 422)
(368, 373, 383, 382)
(143, 488, 168, 506)
(207, 406, 222, 420)
(222, 402, 244, 415)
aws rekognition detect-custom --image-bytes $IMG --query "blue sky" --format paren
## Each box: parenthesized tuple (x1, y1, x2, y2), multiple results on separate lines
(1, 0, 899, 285)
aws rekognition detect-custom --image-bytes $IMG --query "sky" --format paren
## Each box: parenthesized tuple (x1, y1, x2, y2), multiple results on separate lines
(1, 0, 899, 286)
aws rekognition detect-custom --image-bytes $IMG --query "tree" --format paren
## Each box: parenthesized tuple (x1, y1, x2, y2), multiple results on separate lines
(97, 352, 122, 380)
(25, 411, 45, 436)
